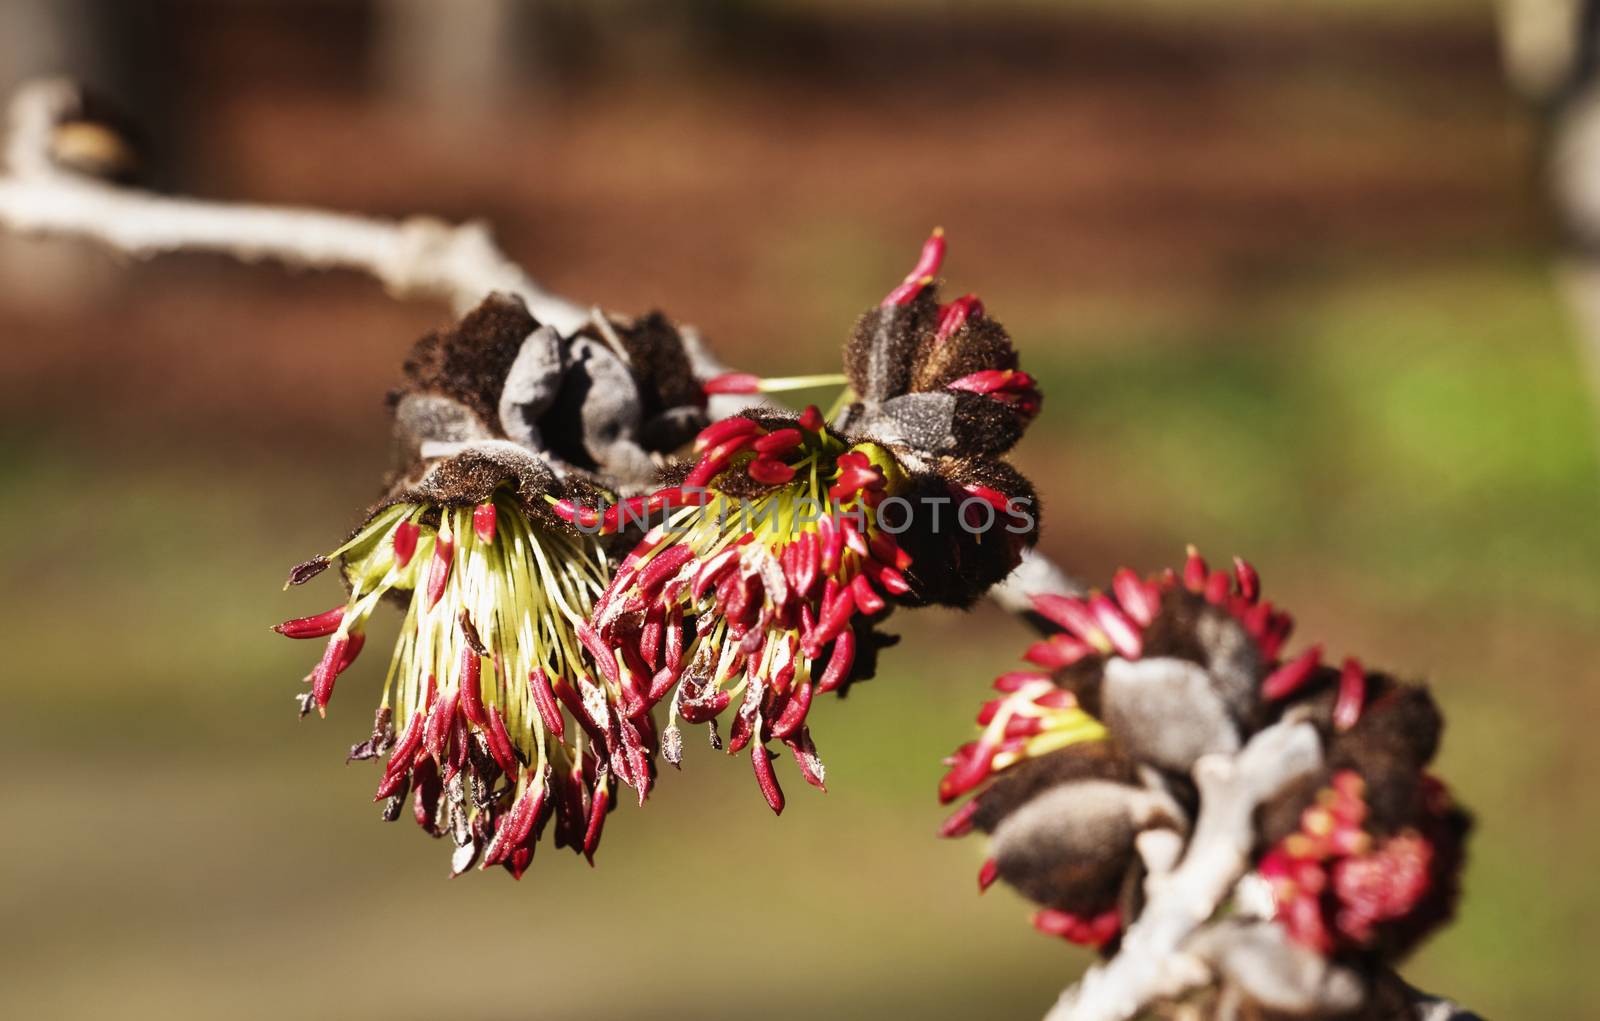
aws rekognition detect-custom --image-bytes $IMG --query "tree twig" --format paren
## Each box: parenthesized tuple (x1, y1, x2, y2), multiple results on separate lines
(0, 78, 586, 328)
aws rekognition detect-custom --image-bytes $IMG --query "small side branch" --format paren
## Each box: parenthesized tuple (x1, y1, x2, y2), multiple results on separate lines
(1044, 719, 1323, 1021)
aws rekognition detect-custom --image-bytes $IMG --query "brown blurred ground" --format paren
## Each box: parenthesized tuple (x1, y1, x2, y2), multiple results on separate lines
(2, 3, 1596, 1020)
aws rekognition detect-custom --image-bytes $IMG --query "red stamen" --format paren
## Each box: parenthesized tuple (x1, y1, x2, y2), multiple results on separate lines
(1183, 546, 1208, 591)
(703, 372, 761, 395)
(393, 521, 420, 567)
(1088, 593, 1143, 659)
(273, 606, 345, 639)
(747, 457, 797, 485)
(426, 537, 454, 609)
(311, 634, 349, 713)
(472, 503, 497, 543)
(816, 628, 856, 693)
(694, 414, 761, 453)
(977, 857, 1000, 892)
(881, 228, 946, 307)
(1111, 568, 1161, 627)
(753, 428, 803, 455)
(771, 680, 813, 739)
(939, 800, 980, 838)
(1333, 658, 1367, 732)
(751, 742, 786, 815)
(934, 294, 984, 345)
(1261, 644, 1323, 701)
(1233, 556, 1261, 603)
(457, 644, 487, 727)
(797, 405, 825, 433)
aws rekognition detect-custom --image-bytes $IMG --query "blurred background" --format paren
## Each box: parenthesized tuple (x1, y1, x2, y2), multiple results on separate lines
(1, 1, 1595, 1018)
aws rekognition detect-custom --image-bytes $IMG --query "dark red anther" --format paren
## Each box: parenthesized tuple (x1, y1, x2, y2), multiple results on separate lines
(1333, 658, 1367, 732)
(692, 546, 740, 603)
(426, 536, 454, 610)
(753, 428, 803, 456)
(274, 605, 345, 639)
(338, 631, 366, 673)
(1024, 634, 1093, 669)
(379, 710, 425, 793)
(807, 585, 857, 654)
(881, 227, 946, 306)
(639, 608, 664, 669)
(938, 800, 980, 838)
(393, 521, 420, 567)
(1088, 593, 1142, 659)
(528, 669, 566, 740)
(785, 730, 827, 790)
(1204, 568, 1231, 605)
(575, 621, 620, 690)
(473, 502, 497, 543)
(797, 404, 825, 433)
(1183, 546, 1208, 592)
(770, 680, 813, 739)
(828, 451, 885, 501)
(685, 433, 756, 489)
(694, 414, 762, 453)
(443, 707, 469, 784)
(1111, 568, 1161, 627)
(423, 689, 459, 763)
(647, 667, 677, 704)
(868, 530, 913, 571)
(817, 513, 842, 576)
(747, 457, 796, 485)
(816, 628, 855, 693)
(457, 644, 487, 727)
(484, 778, 538, 866)
(994, 670, 1050, 692)
(678, 689, 732, 723)
(1233, 556, 1261, 603)
(934, 294, 984, 345)
(1261, 644, 1323, 701)
(703, 372, 761, 395)
(938, 738, 997, 803)
(793, 531, 819, 597)
(1003, 716, 1045, 738)
(977, 857, 1000, 892)
(582, 776, 611, 863)
(1035, 688, 1075, 710)
(635, 545, 696, 603)
(485, 704, 520, 777)
(550, 499, 601, 530)
(976, 698, 1003, 726)
(1032, 593, 1101, 644)
(842, 518, 871, 558)
(412, 758, 442, 833)
(373, 764, 411, 802)
(751, 742, 785, 815)
(850, 573, 886, 615)
(311, 633, 350, 713)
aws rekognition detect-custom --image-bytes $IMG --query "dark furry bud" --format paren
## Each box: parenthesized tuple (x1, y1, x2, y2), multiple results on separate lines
(972, 744, 1145, 916)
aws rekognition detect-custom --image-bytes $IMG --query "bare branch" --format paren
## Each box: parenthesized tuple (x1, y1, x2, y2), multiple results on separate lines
(0, 78, 586, 328)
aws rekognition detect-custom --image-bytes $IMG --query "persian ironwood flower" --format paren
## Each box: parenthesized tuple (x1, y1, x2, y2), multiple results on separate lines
(278, 452, 639, 876)
(273, 292, 716, 875)
(938, 549, 1470, 965)
(567, 404, 915, 814)
(560, 231, 1044, 813)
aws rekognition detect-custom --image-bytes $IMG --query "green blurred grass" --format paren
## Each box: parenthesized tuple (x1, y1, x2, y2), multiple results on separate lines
(2, 248, 1595, 1018)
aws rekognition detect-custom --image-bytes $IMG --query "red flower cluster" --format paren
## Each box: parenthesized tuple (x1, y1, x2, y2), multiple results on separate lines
(565, 405, 915, 813)
(938, 549, 1467, 961)
(1259, 771, 1459, 955)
